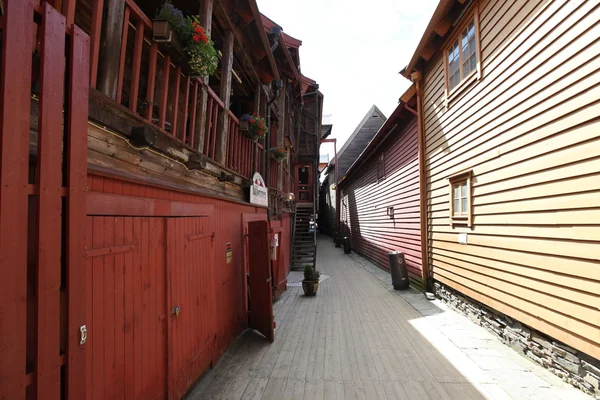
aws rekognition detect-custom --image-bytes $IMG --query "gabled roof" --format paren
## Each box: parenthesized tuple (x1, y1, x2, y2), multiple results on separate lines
(328, 105, 386, 181)
(401, 0, 471, 78)
(339, 86, 418, 186)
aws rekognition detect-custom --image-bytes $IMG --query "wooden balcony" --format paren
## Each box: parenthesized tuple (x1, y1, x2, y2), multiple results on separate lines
(81, 0, 262, 180)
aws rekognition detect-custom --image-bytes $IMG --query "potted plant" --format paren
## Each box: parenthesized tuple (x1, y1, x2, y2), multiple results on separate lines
(240, 113, 268, 141)
(302, 265, 321, 296)
(153, 2, 218, 76)
(270, 146, 288, 162)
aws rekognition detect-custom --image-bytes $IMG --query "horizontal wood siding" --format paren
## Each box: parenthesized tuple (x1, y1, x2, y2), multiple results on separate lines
(340, 118, 422, 287)
(422, 0, 600, 358)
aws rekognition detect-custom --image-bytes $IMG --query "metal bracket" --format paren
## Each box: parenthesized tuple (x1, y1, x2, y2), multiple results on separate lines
(171, 306, 181, 316)
(80, 325, 87, 345)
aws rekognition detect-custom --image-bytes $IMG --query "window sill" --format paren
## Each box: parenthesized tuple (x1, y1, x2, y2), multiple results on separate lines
(446, 70, 479, 107)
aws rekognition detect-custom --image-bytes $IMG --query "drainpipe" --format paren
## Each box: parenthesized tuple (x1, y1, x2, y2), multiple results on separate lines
(411, 71, 431, 291)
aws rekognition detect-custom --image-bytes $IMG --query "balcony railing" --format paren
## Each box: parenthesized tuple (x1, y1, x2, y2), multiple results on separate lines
(86, 0, 258, 179)
(226, 112, 255, 178)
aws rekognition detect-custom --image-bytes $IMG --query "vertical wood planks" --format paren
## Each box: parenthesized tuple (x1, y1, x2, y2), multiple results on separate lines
(89, 0, 104, 88)
(129, 19, 145, 113)
(116, 6, 130, 104)
(66, 24, 90, 400)
(145, 43, 158, 121)
(182, 76, 191, 143)
(159, 55, 170, 130)
(190, 81, 199, 147)
(0, 0, 35, 398)
(171, 66, 181, 137)
(36, 4, 66, 399)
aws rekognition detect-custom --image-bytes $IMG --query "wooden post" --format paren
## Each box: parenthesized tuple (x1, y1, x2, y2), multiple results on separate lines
(195, 0, 213, 153)
(97, 0, 126, 100)
(0, 1, 35, 398)
(277, 81, 286, 192)
(253, 85, 262, 174)
(215, 30, 234, 164)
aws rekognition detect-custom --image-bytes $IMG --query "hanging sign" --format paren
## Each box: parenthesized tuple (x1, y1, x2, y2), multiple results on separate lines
(226, 242, 232, 264)
(249, 172, 268, 207)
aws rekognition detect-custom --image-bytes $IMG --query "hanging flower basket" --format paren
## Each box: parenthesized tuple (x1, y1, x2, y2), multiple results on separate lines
(240, 113, 267, 141)
(154, 2, 218, 77)
(270, 147, 288, 162)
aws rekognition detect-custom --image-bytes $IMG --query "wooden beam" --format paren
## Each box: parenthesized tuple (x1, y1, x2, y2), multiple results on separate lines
(215, 30, 234, 164)
(65, 25, 89, 400)
(0, 1, 34, 398)
(434, 16, 453, 37)
(212, 1, 261, 86)
(195, 0, 213, 153)
(421, 45, 436, 61)
(37, 5, 65, 398)
(98, 0, 126, 99)
(87, 192, 214, 217)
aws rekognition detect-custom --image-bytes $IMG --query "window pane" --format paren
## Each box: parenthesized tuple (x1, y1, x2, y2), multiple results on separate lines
(453, 198, 459, 215)
(461, 196, 467, 213)
(453, 185, 459, 199)
(461, 182, 468, 196)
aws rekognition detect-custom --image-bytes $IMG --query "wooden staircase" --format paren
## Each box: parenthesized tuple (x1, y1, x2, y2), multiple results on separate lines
(291, 205, 317, 271)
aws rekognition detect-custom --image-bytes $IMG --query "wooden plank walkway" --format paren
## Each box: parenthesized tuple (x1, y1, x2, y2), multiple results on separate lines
(186, 237, 591, 400)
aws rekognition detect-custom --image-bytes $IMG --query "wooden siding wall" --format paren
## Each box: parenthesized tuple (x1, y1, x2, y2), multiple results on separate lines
(340, 119, 423, 287)
(270, 214, 292, 298)
(422, 0, 600, 359)
(87, 174, 266, 360)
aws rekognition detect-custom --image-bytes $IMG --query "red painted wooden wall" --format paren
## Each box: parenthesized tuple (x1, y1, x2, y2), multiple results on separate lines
(340, 118, 424, 287)
(85, 216, 167, 400)
(87, 174, 267, 397)
(0, 1, 89, 398)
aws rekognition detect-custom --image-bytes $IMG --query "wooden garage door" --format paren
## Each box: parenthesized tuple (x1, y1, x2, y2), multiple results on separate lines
(85, 216, 167, 400)
(166, 217, 216, 399)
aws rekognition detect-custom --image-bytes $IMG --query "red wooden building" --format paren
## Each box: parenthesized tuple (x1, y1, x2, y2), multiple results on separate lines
(0, 0, 322, 399)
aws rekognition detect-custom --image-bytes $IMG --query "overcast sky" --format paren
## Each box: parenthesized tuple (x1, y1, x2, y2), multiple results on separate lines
(257, 0, 439, 159)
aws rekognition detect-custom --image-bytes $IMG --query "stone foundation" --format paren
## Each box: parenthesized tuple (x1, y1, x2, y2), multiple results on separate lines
(434, 282, 600, 398)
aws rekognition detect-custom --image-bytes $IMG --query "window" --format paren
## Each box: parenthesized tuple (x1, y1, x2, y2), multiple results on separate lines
(377, 152, 385, 180)
(449, 171, 472, 227)
(445, 5, 481, 96)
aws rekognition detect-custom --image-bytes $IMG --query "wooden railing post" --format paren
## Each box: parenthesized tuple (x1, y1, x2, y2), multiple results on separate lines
(277, 81, 286, 192)
(253, 85, 262, 174)
(98, 0, 126, 99)
(215, 29, 234, 164)
(195, 0, 213, 153)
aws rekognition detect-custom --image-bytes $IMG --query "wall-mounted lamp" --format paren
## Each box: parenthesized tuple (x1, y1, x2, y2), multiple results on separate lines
(286, 192, 295, 202)
(387, 206, 395, 219)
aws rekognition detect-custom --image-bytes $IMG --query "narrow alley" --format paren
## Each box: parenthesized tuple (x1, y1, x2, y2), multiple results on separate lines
(187, 238, 591, 400)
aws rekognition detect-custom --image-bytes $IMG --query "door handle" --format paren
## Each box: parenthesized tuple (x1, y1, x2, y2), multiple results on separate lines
(171, 306, 181, 316)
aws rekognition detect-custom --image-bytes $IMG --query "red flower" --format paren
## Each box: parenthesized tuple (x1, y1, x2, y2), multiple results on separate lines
(249, 119, 255, 124)
(193, 34, 200, 42)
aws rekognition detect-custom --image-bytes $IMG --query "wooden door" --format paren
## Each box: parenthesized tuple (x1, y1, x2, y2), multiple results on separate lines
(296, 165, 313, 202)
(166, 217, 216, 399)
(85, 216, 167, 400)
(248, 221, 275, 342)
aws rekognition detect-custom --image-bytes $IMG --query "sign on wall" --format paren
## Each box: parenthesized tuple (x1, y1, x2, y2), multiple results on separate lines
(226, 242, 232, 264)
(250, 172, 268, 207)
